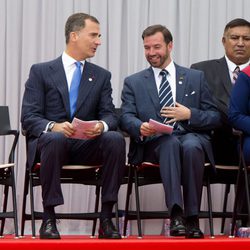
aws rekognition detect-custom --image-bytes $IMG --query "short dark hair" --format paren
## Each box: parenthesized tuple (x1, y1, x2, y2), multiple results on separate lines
(224, 18, 250, 33)
(142, 24, 173, 44)
(65, 13, 99, 44)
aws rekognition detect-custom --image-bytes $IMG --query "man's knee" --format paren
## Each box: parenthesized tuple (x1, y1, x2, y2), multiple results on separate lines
(39, 132, 67, 151)
(101, 131, 126, 152)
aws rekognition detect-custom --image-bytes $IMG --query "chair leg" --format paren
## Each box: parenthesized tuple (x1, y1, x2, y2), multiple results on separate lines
(230, 163, 243, 237)
(29, 172, 36, 238)
(21, 169, 30, 237)
(220, 183, 230, 234)
(0, 185, 9, 236)
(133, 167, 143, 238)
(206, 175, 214, 238)
(91, 185, 100, 237)
(10, 168, 18, 238)
(243, 161, 250, 226)
(123, 165, 133, 237)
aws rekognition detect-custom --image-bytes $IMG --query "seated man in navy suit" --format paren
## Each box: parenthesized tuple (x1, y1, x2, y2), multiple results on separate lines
(21, 13, 125, 239)
(120, 24, 221, 238)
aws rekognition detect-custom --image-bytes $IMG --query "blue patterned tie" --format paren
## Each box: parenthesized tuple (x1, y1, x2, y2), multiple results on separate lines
(69, 61, 82, 118)
(159, 69, 174, 124)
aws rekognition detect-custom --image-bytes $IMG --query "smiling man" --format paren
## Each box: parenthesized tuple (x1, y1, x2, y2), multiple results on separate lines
(120, 24, 221, 239)
(21, 13, 125, 239)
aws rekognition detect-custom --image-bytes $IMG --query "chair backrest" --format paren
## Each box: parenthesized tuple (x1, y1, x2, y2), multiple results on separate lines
(0, 106, 11, 133)
(0, 106, 19, 165)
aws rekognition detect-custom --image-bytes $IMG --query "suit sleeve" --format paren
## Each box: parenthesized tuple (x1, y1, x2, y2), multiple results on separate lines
(21, 64, 50, 137)
(120, 77, 143, 140)
(186, 71, 221, 130)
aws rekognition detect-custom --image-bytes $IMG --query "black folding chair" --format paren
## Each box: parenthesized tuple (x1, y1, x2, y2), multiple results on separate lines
(0, 106, 19, 238)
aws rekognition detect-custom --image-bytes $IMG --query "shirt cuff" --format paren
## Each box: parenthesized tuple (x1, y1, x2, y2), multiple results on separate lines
(100, 121, 108, 132)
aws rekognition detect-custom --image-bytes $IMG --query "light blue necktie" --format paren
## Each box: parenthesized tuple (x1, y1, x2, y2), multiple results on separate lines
(69, 61, 82, 118)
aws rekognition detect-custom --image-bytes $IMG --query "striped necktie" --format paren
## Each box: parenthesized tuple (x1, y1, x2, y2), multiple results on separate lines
(159, 69, 174, 124)
(159, 69, 174, 109)
(232, 66, 240, 84)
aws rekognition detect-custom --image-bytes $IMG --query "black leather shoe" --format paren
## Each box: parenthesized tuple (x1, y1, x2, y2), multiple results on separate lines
(185, 227, 204, 239)
(185, 216, 204, 239)
(170, 216, 186, 236)
(98, 218, 121, 239)
(39, 219, 61, 239)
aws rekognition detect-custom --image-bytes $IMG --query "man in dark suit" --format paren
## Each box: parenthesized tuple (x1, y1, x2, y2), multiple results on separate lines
(191, 19, 250, 226)
(191, 18, 250, 166)
(120, 24, 220, 239)
(21, 13, 125, 239)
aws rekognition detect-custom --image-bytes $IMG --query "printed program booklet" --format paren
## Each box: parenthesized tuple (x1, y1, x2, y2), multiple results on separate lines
(149, 119, 173, 135)
(70, 117, 98, 139)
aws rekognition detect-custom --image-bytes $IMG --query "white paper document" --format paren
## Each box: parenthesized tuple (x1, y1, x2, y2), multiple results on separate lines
(70, 118, 98, 139)
(149, 119, 173, 135)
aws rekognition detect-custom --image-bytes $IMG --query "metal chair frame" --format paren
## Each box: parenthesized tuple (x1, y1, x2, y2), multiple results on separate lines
(0, 106, 19, 238)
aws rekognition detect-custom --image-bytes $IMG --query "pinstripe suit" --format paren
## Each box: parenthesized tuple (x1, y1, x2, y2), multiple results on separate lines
(120, 64, 221, 216)
(21, 56, 125, 207)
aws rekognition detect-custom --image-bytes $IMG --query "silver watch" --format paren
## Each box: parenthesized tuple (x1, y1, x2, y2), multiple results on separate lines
(48, 122, 55, 132)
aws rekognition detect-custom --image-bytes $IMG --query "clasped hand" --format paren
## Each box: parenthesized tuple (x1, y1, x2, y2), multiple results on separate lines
(50, 121, 104, 138)
(160, 102, 191, 125)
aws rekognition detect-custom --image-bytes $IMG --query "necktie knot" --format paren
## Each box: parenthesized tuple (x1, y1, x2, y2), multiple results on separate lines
(160, 69, 168, 78)
(75, 61, 82, 69)
(234, 66, 240, 73)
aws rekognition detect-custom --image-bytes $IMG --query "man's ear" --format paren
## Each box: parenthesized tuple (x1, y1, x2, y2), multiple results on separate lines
(70, 31, 78, 42)
(222, 36, 226, 45)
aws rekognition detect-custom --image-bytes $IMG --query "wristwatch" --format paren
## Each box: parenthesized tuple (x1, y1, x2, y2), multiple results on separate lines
(48, 122, 55, 132)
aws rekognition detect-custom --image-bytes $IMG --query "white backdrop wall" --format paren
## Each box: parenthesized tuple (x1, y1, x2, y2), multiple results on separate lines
(0, 0, 250, 235)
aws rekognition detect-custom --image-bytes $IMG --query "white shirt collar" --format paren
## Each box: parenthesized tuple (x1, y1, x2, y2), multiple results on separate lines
(62, 51, 85, 68)
(152, 60, 175, 78)
(225, 55, 250, 72)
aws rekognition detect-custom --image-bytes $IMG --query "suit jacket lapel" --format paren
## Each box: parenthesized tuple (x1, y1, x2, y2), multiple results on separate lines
(49, 57, 71, 119)
(218, 57, 232, 96)
(175, 64, 187, 103)
(144, 68, 163, 120)
(75, 62, 96, 113)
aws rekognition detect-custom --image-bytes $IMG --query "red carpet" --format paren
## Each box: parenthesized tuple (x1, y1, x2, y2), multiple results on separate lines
(1, 235, 250, 250)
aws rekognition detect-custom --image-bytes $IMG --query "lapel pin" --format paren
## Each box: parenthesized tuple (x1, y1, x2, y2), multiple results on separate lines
(179, 76, 184, 84)
(88, 78, 93, 82)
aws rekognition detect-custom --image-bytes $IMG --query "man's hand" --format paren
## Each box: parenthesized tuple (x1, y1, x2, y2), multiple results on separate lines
(52, 121, 104, 139)
(52, 122, 76, 137)
(83, 121, 104, 138)
(160, 102, 191, 124)
(140, 122, 156, 137)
